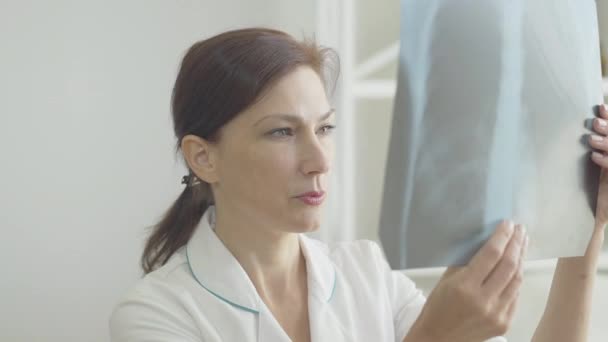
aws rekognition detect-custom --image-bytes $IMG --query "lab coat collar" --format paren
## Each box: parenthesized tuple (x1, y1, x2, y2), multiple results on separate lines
(185, 205, 337, 314)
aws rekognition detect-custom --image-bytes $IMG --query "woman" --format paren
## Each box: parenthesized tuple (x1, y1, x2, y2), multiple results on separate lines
(110, 28, 606, 342)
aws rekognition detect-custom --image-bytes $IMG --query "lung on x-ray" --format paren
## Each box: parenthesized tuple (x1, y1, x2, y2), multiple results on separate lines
(380, 0, 603, 269)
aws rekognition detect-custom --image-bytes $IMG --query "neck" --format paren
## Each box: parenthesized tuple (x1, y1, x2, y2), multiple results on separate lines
(212, 205, 307, 302)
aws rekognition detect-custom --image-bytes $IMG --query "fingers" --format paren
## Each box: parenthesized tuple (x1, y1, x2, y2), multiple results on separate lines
(495, 237, 526, 332)
(589, 134, 607, 152)
(497, 232, 528, 302)
(467, 220, 516, 284)
(440, 266, 464, 280)
(595, 117, 608, 134)
(482, 224, 527, 294)
(589, 104, 608, 149)
(503, 292, 520, 327)
(600, 103, 608, 119)
(589, 104, 608, 168)
(590, 104, 608, 135)
(591, 149, 608, 168)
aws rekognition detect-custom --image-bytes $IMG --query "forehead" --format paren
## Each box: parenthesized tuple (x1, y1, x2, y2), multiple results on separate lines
(245, 66, 330, 119)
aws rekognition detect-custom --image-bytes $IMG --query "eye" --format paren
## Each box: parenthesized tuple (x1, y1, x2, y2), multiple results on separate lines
(318, 125, 336, 135)
(268, 128, 294, 137)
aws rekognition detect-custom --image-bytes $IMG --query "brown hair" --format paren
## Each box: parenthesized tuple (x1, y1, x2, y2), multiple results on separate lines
(141, 27, 340, 274)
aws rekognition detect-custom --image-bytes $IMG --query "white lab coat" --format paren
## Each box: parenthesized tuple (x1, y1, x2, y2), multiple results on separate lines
(110, 206, 506, 341)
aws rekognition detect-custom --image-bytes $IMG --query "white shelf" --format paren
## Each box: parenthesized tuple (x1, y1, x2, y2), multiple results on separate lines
(353, 79, 396, 98)
(353, 78, 608, 100)
(402, 251, 608, 280)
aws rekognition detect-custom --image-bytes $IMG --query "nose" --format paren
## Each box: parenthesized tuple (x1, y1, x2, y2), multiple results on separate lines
(299, 132, 331, 176)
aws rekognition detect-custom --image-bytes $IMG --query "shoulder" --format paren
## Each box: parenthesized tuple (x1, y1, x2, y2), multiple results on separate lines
(109, 248, 202, 341)
(115, 247, 192, 301)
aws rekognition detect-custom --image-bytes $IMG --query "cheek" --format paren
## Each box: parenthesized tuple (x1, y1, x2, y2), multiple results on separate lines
(250, 147, 295, 180)
(224, 144, 296, 194)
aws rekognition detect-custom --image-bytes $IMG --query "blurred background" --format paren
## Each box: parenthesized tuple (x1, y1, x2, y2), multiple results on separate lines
(0, 1, 607, 341)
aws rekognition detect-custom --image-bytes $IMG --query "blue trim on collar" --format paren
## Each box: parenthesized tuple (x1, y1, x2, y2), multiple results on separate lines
(327, 268, 337, 303)
(185, 245, 259, 314)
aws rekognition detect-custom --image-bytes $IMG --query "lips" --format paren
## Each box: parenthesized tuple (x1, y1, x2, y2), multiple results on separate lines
(296, 191, 325, 198)
(296, 191, 326, 206)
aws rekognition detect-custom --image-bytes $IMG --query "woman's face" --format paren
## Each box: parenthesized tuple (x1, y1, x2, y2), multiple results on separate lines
(207, 66, 336, 234)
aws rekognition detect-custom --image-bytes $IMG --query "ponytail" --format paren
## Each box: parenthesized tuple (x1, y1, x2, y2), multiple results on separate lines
(141, 181, 212, 274)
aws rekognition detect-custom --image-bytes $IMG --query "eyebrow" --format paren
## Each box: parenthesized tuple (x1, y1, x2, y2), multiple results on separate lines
(253, 108, 336, 127)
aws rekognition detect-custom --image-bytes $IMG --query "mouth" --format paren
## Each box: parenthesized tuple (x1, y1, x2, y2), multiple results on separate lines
(295, 191, 326, 206)
(296, 190, 325, 198)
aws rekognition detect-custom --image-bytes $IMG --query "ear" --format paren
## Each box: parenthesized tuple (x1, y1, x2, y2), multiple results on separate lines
(181, 134, 220, 183)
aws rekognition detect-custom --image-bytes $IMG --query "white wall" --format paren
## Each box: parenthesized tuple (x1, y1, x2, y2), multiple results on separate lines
(352, 0, 400, 242)
(0, 1, 315, 341)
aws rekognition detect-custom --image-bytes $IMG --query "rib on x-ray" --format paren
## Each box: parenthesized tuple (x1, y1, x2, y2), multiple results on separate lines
(380, 0, 604, 269)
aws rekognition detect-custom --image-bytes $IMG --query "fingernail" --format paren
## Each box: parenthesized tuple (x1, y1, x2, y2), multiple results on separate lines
(591, 135, 604, 141)
(592, 151, 604, 159)
(603, 104, 608, 112)
(598, 118, 607, 127)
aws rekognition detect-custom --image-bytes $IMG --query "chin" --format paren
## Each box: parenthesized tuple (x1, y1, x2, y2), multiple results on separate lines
(290, 215, 321, 233)
(302, 222, 321, 233)
(282, 200, 325, 232)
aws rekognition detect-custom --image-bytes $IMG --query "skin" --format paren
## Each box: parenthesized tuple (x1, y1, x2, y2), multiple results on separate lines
(182, 66, 335, 342)
(182, 65, 606, 342)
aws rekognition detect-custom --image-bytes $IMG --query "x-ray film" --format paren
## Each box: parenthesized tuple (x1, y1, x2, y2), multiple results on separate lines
(380, 0, 603, 269)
